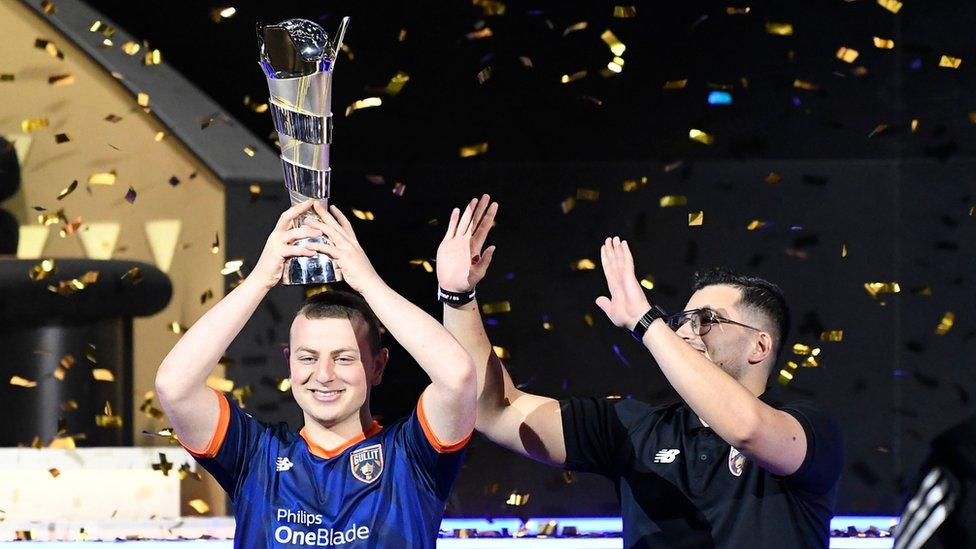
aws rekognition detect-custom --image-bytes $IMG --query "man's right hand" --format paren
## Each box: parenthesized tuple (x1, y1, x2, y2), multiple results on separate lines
(436, 194, 498, 292)
(248, 200, 324, 290)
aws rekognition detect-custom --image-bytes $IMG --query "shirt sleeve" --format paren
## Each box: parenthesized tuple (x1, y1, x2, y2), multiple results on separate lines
(397, 389, 471, 500)
(559, 397, 634, 476)
(180, 389, 266, 501)
(779, 399, 845, 496)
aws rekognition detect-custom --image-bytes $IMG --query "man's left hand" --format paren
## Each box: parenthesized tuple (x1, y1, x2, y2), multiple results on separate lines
(595, 237, 652, 331)
(305, 203, 382, 294)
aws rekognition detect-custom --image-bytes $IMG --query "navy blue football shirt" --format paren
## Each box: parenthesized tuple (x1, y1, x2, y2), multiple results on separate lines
(183, 389, 470, 548)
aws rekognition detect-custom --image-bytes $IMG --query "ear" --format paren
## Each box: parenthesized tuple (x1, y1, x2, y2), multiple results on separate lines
(749, 331, 773, 365)
(282, 345, 291, 363)
(369, 348, 390, 386)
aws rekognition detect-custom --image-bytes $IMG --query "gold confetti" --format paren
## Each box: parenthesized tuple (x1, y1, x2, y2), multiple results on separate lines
(232, 385, 253, 408)
(868, 124, 888, 138)
(864, 281, 900, 298)
(688, 211, 704, 226)
(168, 321, 187, 334)
(623, 176, 648, 191)
(242, 95, 268, 113)
(210, 6, 236, 22)
(659, 195, 687, 207)
(842, 244, 848, 257)
(476, 66, 492, 84)
(570, 259, 596, 270)
(220, 260, 244, 276)
(793, 79, 820, 91)
(91, 369, 114, 382)
(29, 258, 57, 281)
(877, 0, 902, 14)
(345, 97, 382, 116)
(54, 133, 71, 144)
(562, 21, 588, 36)
(57, 180, 78, 200)
(584, 313, 594, 327)
(384, 72, 410, 95)
(277, 378, 291, 392)
(472, 0, 506, 16)
(409, 259, 434, 272)
(144, 48, 162, 66)
(211, 233, 220, 254)
(600, 30, 626, 56)
(576, 189, 599, 201)
(152, 453, 174, 476)
(466, 27, 494, 40)
(48, 468, 60, 478)
(689, 129, 714, 145)
(663, 79, 688, 89)
(607, 56, 625, 73)
(481, 301, 512, 314)
(836, 47, 859, 63)
(492, 346, 511, 359)
(249, 184, 262, 202)
(640, 275, 655, 290)
(820, 330, 844, 342)
(614, 5, 636, 18)
(207, 376, 234, 392)
(243, 146, 256, 157)
(21, 118, 49, 132)
(1, 73, 14, 82)
(351, 209, 375, 221)
(935, 312, 955, 336)
(154, 131, 165, 142)
(188, 499, 210, 514)
(48, 74, 74, 86)
(41, 0, 55, 14)
(561, 196, 576, 214)
(104, 114, 122, 123)
(792, 343, 812, 355)
(399, 28, 408, 42)
(560, 70, 587, 84)
(200, 288, 214, 304)
(96, 414, 123, 428)
(519, 56, 533, 67)
(35, 38, 64, 59)
(121, 41, 141, 55)
(505, 491, 530, 506)
(10, 376, 37, 388)
(137, 92, 150, 107)
(460, 142, 489, 158)
(746, 220, 770, 230)
(765, 22, 794, 36)
(726, 7, 751, 14)
(122, 266, 143, 284)
(873, 37, 895, 49)
(939, 55, 962, 69)
(765, 172, 782, 184)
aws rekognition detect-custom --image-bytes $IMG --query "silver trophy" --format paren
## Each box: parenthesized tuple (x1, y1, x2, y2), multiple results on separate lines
(257, 17, 350, 284)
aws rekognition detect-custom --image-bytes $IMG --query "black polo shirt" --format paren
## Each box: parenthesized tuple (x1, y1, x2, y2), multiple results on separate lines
(561, 390, 843, 549)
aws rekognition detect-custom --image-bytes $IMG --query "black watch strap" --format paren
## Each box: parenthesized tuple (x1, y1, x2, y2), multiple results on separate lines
(631, 305, 668, 341)
(438, 286, 476, 306)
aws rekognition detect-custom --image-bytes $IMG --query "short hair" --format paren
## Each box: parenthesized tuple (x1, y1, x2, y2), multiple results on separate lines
(295, 290, 383, 353)
(692, 267, 790, 359)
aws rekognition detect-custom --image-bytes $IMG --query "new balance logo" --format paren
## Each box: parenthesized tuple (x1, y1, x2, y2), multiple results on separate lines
(653, 449, 681, 463)
(276, 457, 294, 472)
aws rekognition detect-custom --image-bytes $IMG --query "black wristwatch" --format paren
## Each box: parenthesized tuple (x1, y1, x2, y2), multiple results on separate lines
(631, 305, 668, 341)
(438, 286, 477, 306)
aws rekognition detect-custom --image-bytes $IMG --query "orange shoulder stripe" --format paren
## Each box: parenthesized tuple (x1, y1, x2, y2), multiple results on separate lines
(417, 390, 472, 453)
(181, 389, 230, 458)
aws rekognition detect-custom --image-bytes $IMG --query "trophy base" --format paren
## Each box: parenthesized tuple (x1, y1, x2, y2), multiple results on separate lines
(281, 236, 342, 285)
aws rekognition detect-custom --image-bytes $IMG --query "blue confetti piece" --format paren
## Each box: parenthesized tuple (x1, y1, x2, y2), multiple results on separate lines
(612, 344, 631, 368)
(486, 318, 499, 326)
(707, 91, 732, 105)
(505, 272, 516, 280)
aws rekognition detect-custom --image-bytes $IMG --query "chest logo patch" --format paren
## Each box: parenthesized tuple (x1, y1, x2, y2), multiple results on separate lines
(350, 443, 383, 484)
(653, 449, 681, 463)
(728, 446, 746, 477)
(276, 457, 294, 472)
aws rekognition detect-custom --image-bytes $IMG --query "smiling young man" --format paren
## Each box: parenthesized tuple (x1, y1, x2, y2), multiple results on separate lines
(155, 200, 477, 548)
(437, 195, 844, 549)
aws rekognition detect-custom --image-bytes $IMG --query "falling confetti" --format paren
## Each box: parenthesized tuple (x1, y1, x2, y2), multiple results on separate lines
(459, 142, 489, 158)
(864, 282, 900, 298)
(48, 74, 74, 86)
(793, 79, 820, 91)
(746, 220, 770, 231)
(613, 5, 637, 18)
(836, 47, 859, 63)
(688, 211, 704, 226)
(56, 180, 78, 200)
(622, 177, 648, 191)
(560, 70, 587, 84)
(481, 301, 512, 314)
(659, 195, 687, 207)
(570, 259, 596, 271)
(505, 491, 530, 506)
(10, 376, 37, 388)
(122, 266, 143, 284)
(563, 21, 588, 36)
(125, 186, 137, 203)
(935, 312, 955, 336)
(92, 369, 114, 382)
(137, 92, 150, 107)
(877, 0, 903, 14)
(210, 6, 237, 22)
(345, 97, 382, 116)
(765, 22, 794, 36)
(21, 118, 49, 132)
(939, 55, 962, 69)
(243, 146, 256, 157)
(600, 30, 626, 56)
(689, 129, 714, 145)
(492, 346, 511, 359)
(88, 171, 116, 185)
(663, 79, 688, 89)
(873, 37, 895, 49)
(820, 330, 844, 342)
(384, 72, 410, 95)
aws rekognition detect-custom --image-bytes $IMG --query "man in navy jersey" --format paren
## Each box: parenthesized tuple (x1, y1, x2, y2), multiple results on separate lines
(436, 195, 843, 549)
(156, 200, 478, 547)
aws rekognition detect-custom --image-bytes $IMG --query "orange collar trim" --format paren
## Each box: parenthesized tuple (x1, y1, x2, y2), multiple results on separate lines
(300, 421, 383, 459)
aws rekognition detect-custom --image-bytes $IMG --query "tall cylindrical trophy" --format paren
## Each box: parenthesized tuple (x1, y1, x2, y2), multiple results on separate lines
(257, 17, 350, 284)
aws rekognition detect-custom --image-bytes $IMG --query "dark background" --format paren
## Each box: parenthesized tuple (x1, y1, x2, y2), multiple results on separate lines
(85, 0, 976, 516)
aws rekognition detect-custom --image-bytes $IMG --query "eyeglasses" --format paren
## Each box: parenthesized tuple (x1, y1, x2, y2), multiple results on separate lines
(665, 308, 763, 337)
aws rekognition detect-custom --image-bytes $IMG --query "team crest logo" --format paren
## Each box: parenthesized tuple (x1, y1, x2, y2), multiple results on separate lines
(728, 446, 746, 477)
(350, 443, 383, 484)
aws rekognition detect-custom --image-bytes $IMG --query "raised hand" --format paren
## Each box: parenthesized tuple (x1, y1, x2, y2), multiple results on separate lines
(595, 237, 651, 330)
(436, 194, 498, 292)
(249, 200, 324, 289)
(304, 203, 382, 294)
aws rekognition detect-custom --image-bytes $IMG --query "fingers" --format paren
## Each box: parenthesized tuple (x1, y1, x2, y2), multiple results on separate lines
(306, 210, 351, 245)
(471, 201, 498, 253)
(457, 198, 478, 235)
(444, 207, 461, 240)
(329, 205, 357, 236)
(283, 244, 317, 257)
(595, 296, 613, 318)
(276, 200, 316, 231)
(479, 245, 496, 269)
(283, 226, 324, 243)
(471, 194, 491, 229)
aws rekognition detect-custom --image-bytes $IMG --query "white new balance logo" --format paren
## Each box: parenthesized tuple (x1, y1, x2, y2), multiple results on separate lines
(653, 449, 681, 463)
(276, 457, 294, 472)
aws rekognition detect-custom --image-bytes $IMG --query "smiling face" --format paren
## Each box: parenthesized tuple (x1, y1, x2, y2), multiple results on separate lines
(287, 314, 388, 430)
(673, 284, 774, 383)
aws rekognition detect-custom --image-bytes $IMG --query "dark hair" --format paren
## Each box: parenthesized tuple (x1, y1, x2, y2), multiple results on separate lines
(692, 267, 790, 359)
(295, 290, 383, 353)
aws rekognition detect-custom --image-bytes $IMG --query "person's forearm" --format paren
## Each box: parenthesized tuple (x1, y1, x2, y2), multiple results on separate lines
(155, 276, 271, 399)
(442, 299, 494, 394)
(642, 320, 762, 446)
(359, 280, 474, 388)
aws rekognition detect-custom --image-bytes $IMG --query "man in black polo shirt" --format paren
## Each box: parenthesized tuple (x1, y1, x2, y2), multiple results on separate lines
(436, 195, 844, 548)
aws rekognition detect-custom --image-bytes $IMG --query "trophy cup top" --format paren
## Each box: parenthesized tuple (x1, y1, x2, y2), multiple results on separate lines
(257, 18, 349, 79)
